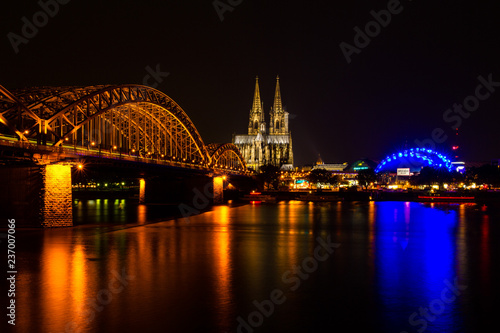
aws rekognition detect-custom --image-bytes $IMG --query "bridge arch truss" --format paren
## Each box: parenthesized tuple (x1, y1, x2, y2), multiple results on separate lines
(0, 84, 213, 165)
(0, 84, 251, 171)
(207, 143, 247, 171)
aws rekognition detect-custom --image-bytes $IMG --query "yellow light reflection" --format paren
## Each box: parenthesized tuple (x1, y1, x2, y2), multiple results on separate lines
(213, 206, 232, 329)
(70, 244, 87, 328)
(336, 201, 342, 236)
(138, 204, 147, 225)
(41, 231, 74, 331)
(279, 202, 301, 271)
(368, 201, 376, 262)
(456, 204, 468, 277)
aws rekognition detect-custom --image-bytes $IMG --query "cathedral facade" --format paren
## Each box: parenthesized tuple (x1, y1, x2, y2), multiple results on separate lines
(233, 76, 294, 171)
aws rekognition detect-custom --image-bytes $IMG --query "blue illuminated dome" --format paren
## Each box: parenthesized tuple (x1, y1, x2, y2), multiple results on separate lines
(375, 148, 453, 173)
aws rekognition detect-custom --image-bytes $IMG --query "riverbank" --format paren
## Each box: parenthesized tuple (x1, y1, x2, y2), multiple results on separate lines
(238, 189, 500, 203)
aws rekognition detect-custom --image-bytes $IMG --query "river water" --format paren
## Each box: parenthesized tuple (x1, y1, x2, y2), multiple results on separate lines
(7, 200, 499, 332)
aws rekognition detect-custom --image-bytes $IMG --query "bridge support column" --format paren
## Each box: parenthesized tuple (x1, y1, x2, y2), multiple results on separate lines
(40, 164, 73, 227)
(139, 178, 146, 204)
(213, 176, 224, 204)
(0, 164, 73, 227)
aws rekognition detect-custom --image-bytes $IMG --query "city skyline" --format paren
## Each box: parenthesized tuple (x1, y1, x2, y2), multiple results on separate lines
(1, 0, 499, 166)
(2, 2, 500, 332)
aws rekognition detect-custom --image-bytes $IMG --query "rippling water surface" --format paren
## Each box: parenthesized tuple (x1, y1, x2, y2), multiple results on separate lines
(10, 200, 500, 332)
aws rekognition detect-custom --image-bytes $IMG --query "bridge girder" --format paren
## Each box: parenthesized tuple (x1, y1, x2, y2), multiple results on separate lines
(0, 84, 248, 171)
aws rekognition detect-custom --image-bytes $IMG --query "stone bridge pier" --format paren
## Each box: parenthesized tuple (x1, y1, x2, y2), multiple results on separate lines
(0, 164, 73, 227)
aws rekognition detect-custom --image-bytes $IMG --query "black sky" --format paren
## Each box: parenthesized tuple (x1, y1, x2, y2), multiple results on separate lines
(1, 0, 500, 166)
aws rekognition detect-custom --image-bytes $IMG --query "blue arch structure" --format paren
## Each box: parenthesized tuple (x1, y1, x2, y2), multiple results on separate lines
(375, 148, 453, 173)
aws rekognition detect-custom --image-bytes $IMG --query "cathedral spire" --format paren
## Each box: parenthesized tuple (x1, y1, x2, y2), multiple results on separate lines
(252, 76, 263, 113)
(248, 76, 265, 135)
(273, 75, 283, 112)
(269, 75, 288, 135)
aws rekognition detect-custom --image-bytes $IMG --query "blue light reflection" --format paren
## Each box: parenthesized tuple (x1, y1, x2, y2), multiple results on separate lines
(375, 202, 461, 332)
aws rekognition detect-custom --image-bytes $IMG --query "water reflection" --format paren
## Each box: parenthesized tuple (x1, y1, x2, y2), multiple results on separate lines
(42, 231, 73, 332)
(481, 214, 491, 297)
(137, 204, 147, 225)
(14, 201, 498, 332)
(212, 205, 232, 330)
(73, 199, 180, 226)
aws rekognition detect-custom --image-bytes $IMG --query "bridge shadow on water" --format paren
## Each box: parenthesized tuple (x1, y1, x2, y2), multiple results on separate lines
(72, 198, 195, 227)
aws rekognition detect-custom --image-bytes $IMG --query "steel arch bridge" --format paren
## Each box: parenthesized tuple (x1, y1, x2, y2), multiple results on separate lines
(0, 84, 246, 171)
(375, 148, 452, 173)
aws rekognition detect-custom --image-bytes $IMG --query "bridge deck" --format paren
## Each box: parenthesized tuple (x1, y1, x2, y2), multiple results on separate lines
(0, 136, 245, 175)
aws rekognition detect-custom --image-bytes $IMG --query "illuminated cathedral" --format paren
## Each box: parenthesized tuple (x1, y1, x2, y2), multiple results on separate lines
(233, 76, 294, 171)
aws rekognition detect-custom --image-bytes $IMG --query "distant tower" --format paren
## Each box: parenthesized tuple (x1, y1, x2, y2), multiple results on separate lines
(269, 75, 289, 135)
(316, 154, 324, 165)
(452, 127, 460, 160)
(248, 76, 265, 135)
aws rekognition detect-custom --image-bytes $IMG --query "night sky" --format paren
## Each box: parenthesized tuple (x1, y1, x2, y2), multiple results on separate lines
(1, 0, 500, 166)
